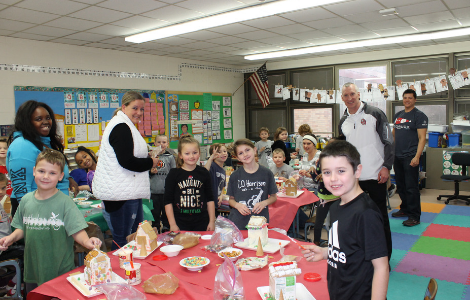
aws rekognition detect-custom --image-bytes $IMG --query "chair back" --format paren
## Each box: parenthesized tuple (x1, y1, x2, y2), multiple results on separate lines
(424, 278, 438, 300)
(451, 153, 470, 176)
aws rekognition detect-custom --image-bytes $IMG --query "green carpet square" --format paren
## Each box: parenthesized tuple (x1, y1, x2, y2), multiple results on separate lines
(433, 214, 470, 228)
(390, 249, 407, 271)
(434, 279, 467, 300)
(410, 236, 470, 260)
(387, 272, 431, 299)
(389, 218, 429, 236)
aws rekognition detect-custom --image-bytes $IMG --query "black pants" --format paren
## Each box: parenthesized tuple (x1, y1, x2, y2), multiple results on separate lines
(313, 200, 337, 243)
(10, 198, 18, 218)
(150, 194, 168, 232)
(359, 180, 392, 260)
(394, 156, 421, 221)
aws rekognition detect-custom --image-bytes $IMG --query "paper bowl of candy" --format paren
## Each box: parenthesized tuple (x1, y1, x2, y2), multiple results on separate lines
(78, 201, 92, 208)
(180, 256, 210, 271)
(217, 248, 243, 261)
(73, 197, 87, 202)
(160, 245, 183, 257)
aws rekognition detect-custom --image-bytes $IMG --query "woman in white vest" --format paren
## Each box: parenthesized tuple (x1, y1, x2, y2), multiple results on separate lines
(93, 91, 159, 249)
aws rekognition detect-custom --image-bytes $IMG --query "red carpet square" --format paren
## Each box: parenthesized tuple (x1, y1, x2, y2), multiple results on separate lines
(423, 224, 470, 243)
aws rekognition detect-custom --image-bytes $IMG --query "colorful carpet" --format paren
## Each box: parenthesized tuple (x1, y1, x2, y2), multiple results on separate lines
(388, 202, 470, 300)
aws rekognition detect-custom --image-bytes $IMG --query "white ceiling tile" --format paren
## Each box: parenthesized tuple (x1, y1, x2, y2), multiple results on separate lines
(112, 16, 166, 31)
(208, 45, 243, 52)
(176, 0, 245, 14)
(268, 24, 315, 35)
(225, 48, 257, 55)
(210, 23, 257, 35)
(204, 53, 233, 59)
(289, 30, 332, 41)
(234, 40, 270, 49)
(377, 0, 434, 7)
(278, 41, 313, 49)
(180, 49, 217, 56)
(366, 44, 403, 51)
(373, 26, 418, 37)
(179, 41, 219, 49)
(179, 30, 226, 40)
(64, 31, 112, 42)
(397, 0, 448, 17)
(399, 40, 436, 47)
(0, 7, 59, 24)
(136, 49, 171, 55)
(303, 17, 354, 30)
(208, 35, 249, 45)
(131, 41, 172, 49)
(324, 0, 385, 16)
(0, 3, 6, 9)
(404, 11, 455, 25)
(22, 25, 77, 37)
(280, 7, 337, 22)
(69, 6, 132, 23)
(0, 19, 36, 31)
(0, 29, 14, 35)
(84, 42, 117, 49)
(443, 0, 470, 9)
(87, 24, 138, 36)
(322, 24, 371, 35)
(157, 45, 191, 53)
(143, 5, 203, 23)
(257, 35, 300, 45)
(158, 0, 185, 4)
(412, 19, 462, 31)
(71, 0, 103, 4)
(10, 32, 54, 41)
(0, 0, 21, 4)
(433, 36, 470, 44)
(360, 19, 410, 31)
(51, 37, 89, 45)
(97, 0, 167, 14)
(336, 31, 381, 41)
(234, 30, 279, 40)
(99, 37, 131, 46)
(453, 7, 470, 19)
(457, 17, 470, 26)
(306, 36, 346, 46)
(343, 12, 398, 24)
(16, 0, 88, 15)
(241, 16, 295, 29)
(43, 17, 102, 31)
(156, 36, 194, 45)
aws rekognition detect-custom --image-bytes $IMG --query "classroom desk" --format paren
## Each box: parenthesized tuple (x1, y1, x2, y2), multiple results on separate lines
(28, 230, 329, 300)
(269, 191, 319, 238)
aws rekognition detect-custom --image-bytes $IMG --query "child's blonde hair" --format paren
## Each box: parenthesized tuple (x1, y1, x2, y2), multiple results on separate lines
(177, 137, 200, 168)
(0, 138, 7, 145)
(272, 148, 285, 157)
(209, 143, 226, 155)
(156, 134, 169, 141)
(232, 139, 255, 157)
(298, 124, 312, 136)
(274, 127, 287, 141)
(259, 127, 269, 135)
(36, 149, 66, 173)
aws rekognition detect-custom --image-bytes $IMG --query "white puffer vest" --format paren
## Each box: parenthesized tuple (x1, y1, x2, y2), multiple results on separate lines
(93, 111, 150, 200)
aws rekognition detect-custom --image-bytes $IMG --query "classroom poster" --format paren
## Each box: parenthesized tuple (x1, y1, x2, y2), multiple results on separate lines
(88, 92, 98, 108)
(64, 91, 75, 108)
(76, 91, 87, 108)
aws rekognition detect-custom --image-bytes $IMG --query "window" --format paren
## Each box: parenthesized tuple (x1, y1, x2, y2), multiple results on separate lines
(248, 109, 287, 140)
(293, 108, 333, 138)
(394, 105, 447, 125)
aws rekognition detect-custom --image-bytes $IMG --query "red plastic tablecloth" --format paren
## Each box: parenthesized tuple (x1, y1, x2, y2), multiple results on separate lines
(269, 190, 319, 231)
(28, 230, 329, 300)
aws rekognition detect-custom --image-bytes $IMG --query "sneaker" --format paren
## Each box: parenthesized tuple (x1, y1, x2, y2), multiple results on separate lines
(388, 184, 397, 198)
(403, 219, 420, 227)
(391, 210, 407, 218)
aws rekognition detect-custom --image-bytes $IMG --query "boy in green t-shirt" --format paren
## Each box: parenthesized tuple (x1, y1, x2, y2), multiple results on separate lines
(0, 149, 101, 295)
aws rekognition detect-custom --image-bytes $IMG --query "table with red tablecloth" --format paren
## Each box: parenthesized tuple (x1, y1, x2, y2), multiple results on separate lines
(269, 190, 319, 237)
(28, 230, 329, 300)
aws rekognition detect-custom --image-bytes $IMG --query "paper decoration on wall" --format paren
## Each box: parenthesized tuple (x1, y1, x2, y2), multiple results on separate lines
(99, 93, 109, 108)
(223, 108, 231, 118)
(75, 124, 87, 142)
(93, 109, 99, 123)
(434, 75, 448, 92)
(224, 118, 232, 128)
(223, 97, 231, 106)
(336, 90, 342, 103)
(79, 109, 86, 124)
(65, 125, 75, 143)
(213, 131, 221, 140)
(313, 90, 327, 103)
(359, 88, 372, 102)
(65, 109, 71, 125)
(76, 92, 86, 108)
(192, 109, 203, 120)
(212, 120, 220, 131)
(88, 124, 99, 141)
(203, 111, 211, 121)
(396, 82, 409, 100)
(424, 78, 436, 95)
(212, 111, 220, 120)
(86, 109, 93, 124)
(193, 121, 203, 134)
(282, 87, 290, 100)
(110, 93, 119, 108)
(212, 101, 220, 111)
(64, 91, 75, 108)
(179, 100, 189, 111)
(203, 93, 212, 110)
(448, 69, 470, 90)
(224, 130, 232, 140)
(180, 112, 190, 121)
(193, 134, 202, 144)
(299, 89, 308, 102)
(293, 88, 300, 101)
(88, 92, 98, 108)
(274, 85, 283, 98)
(371, 88, 383, 101)
(72, 109, 78, 124)
(406, 81, 421, 97)
(385, 86, 395, 100)
(170, 115, 178, 139)
(326, 90, 335, 104)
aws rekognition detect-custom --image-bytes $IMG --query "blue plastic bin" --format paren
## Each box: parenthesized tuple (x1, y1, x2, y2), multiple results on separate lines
(448, 133, 461, 147)
(428, 132, 443, 148)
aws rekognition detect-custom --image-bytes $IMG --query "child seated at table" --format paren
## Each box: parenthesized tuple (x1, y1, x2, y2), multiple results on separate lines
(227, 139, 277, 230)
(301, 141, 389, 300)
(269, 148, 294, 181)
(255, 127, 273, 168)
(204, 143, 229, 212)
(0, 149, 101, 296)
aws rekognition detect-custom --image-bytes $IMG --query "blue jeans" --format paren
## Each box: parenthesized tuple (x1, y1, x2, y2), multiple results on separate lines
(101, 201, 114, 236)
(109, 199, 143, 250)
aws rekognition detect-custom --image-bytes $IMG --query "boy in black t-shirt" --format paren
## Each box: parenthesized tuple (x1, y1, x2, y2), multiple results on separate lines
(302, 141, 389, 300)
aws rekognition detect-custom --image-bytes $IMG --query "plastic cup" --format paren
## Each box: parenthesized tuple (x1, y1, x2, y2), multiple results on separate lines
(119, 249, 133, 269)
(124, 263, 141, 285)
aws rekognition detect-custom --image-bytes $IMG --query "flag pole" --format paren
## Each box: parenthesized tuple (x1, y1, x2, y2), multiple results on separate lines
(232, 61, 267, 96)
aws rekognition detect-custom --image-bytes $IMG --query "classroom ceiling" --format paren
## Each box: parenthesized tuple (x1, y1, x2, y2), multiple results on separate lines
(0, 0, 469, 66)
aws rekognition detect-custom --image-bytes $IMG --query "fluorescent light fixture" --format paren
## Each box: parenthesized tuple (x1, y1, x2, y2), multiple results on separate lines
(379, 8, 398, 16)
(125, 0, 346, 43)
(245, 27, 470, 60)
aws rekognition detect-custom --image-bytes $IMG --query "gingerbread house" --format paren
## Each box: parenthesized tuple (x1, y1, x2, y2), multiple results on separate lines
(269, 261, 301, 300)
(284, 179, 297, 197)
(84, 249, 112, 286)
(135, 220, 158, 256)
(247, 216, 268, 247)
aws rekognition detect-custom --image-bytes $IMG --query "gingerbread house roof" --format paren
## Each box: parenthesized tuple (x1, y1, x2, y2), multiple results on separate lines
(139, 221, 157, 240)
(284, 180, 296, 188)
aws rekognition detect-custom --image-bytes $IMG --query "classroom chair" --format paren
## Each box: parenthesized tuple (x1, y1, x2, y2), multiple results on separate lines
(424, 278, 438, 300)
(437, 152, 470, 205)
(0, 259, 22, 300)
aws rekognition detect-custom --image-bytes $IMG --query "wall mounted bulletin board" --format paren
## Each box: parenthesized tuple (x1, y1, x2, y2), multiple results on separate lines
(14, 86, 166, 153)
(167, 91, 233, 149)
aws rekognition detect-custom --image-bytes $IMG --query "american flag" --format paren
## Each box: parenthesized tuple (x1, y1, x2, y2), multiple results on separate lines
(248, 63, 269, 108)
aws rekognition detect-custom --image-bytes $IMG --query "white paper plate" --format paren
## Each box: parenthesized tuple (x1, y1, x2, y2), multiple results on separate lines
(234, 238, 289, 254)
(90, 204, 102, 209)
(179, 256, 210, 271)
(201, 234, 212, 240)
(257, 283, 316, 300)
(112, 240, 163, 259)
(277, 190, 305, 198)
(67, 272, 125, 298)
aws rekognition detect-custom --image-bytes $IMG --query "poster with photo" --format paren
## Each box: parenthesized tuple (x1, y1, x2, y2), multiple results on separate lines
(212, 101, 220, 110)
(223, 108, 231, 118)
(223, 118, 232, 128)
(223, 97, 231, 106)
(224, 130, 232, 140)
(274, 85, 283, 98)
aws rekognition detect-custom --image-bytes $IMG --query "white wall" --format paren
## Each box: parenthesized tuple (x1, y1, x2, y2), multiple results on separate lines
(0, 36, 245, 140)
